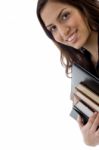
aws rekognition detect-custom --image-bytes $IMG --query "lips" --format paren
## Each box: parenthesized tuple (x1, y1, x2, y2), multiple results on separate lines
(66, 29, 78, 43)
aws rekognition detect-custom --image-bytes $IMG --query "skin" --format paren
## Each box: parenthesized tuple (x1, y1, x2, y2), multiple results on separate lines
(78, 112, 99, 146)
(41, 1, 99, 146)
(41, 1, 98, 65)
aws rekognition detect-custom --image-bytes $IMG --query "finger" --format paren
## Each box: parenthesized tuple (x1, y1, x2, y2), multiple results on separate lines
(85, 112, 98, 130)
(77, 115, 84, 128)
(95, 127, 99, 137)
(91, 113, 99, 132)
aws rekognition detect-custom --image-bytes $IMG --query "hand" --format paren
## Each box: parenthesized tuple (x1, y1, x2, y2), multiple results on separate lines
(77, 112, 99, 146)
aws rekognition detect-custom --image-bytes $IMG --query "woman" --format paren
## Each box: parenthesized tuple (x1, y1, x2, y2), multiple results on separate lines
(36, 0, 99, 146)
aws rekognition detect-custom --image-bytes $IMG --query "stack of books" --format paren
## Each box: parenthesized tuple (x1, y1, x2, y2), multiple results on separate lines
(70, 64, 99, 124)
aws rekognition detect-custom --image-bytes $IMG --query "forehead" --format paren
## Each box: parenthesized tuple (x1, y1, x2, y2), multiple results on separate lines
(41, 1, 73, 26)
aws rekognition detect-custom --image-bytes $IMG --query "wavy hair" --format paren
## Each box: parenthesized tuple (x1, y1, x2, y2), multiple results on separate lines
(36, 0, 99, 77)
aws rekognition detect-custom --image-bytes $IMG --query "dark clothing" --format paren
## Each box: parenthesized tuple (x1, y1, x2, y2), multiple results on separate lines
(80, 30, 99, 78)
(80, 47, 99, 78)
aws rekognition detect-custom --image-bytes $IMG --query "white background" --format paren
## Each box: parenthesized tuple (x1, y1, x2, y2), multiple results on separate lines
(0, 0, 98, 149)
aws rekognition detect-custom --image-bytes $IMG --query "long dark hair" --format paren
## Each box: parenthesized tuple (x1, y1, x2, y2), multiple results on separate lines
(36, 0, 99, 77)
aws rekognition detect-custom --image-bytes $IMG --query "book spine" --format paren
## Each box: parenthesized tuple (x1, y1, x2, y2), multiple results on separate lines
(71, 105, 89, 124)
(76, 84, 99, 104)
(75, 101, 94, 117)
(74, 90, 99, 112)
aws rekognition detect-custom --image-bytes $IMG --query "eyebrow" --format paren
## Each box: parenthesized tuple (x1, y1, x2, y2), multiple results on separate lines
(46, 8, 66, 28)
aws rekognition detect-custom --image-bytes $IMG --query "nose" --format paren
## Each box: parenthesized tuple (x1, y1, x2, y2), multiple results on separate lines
(58, 26, 70, 41)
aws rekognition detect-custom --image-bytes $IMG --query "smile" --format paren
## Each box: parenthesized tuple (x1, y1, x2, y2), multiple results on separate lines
(66, 30, 78, 43)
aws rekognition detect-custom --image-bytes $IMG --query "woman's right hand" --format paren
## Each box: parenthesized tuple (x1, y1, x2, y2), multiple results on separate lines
(77, 112, 99, 146)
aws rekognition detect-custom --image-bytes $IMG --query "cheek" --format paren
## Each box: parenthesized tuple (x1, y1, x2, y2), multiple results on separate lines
(67, 15, 79, 27)
(69, 14, 85, 28)
(79, 20, 90, 36)
(54, 34, 62, 43)
(78, 16, 89, 31)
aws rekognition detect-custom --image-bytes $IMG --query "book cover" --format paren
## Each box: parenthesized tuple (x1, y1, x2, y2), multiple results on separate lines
(70, 101, 94, 124)
(71, 64, 99, 99)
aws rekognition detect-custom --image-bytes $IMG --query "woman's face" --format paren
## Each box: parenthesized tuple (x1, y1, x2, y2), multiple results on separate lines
(41, 1, 91, 49)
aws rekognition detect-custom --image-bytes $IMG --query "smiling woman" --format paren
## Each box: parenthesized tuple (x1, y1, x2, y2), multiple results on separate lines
(36, 0, 99, 146)
(41, 2, 91, 50)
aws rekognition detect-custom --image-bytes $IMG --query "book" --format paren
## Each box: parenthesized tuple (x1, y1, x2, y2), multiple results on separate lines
(70, 101, 94, 124)
(75, 83, 99, 104)
(75, 100, 94, 117)
(71, 64, 99, 99)
(74, 89, 99, 111)
(70, 106, 88, 124)
(70, 64, 99, 124)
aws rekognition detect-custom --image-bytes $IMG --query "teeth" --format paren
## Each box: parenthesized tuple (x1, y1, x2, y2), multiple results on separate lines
(68, 33, 76, 42)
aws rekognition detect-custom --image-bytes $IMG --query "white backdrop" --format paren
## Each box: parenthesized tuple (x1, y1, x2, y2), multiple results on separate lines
(0, 0, 98, 149)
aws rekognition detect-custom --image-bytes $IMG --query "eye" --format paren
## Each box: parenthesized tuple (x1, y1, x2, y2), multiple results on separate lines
(49, 25, 57, 34)
(61, 12, 70, 21)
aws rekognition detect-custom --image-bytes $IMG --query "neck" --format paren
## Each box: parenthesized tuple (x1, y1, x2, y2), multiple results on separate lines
(83, 31, 98, 54)
(83, 31, 98, 65)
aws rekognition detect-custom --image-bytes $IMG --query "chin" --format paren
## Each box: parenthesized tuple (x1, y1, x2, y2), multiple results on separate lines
(71, 45, 81, 50)
(71, 42, 84, 50)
